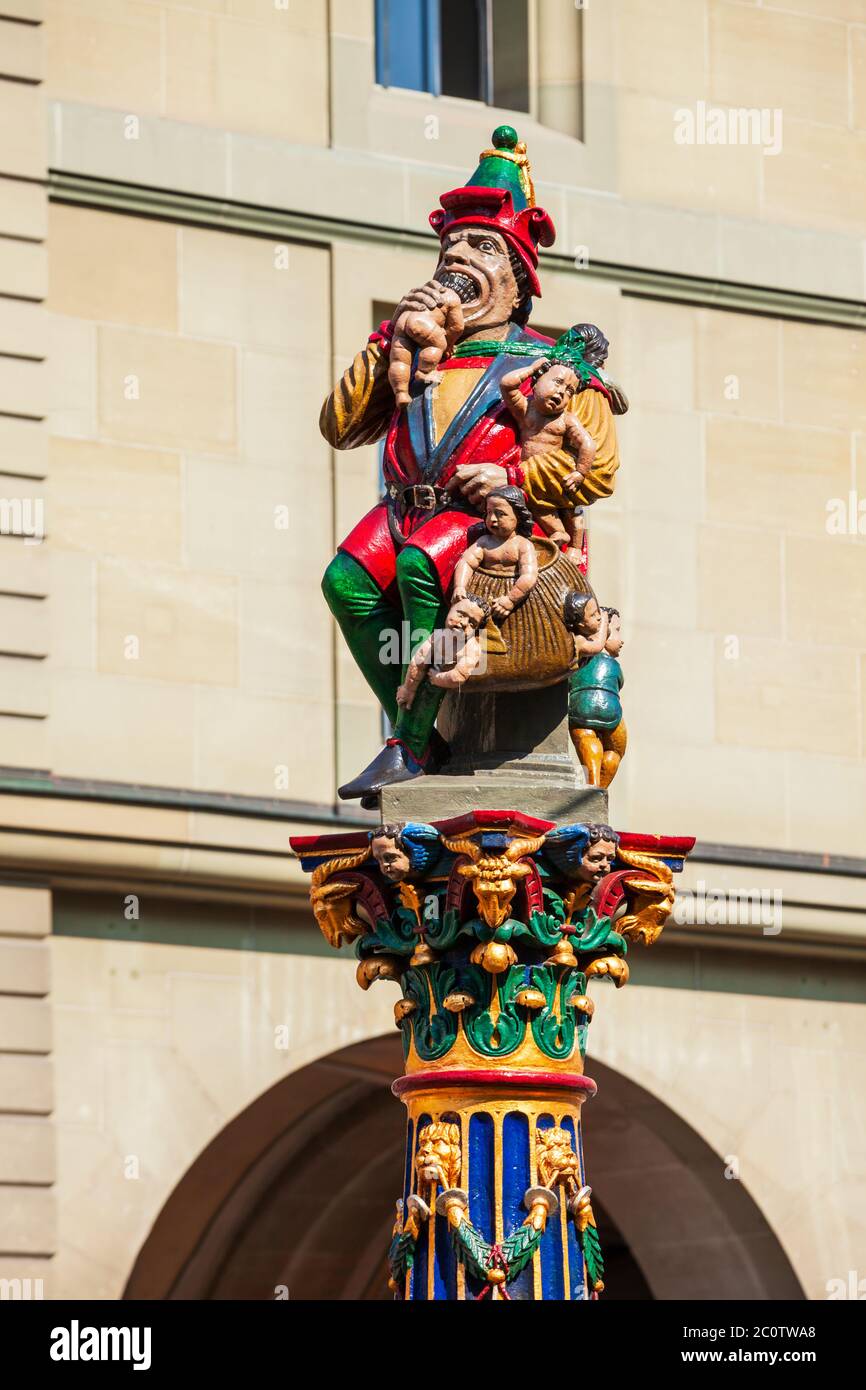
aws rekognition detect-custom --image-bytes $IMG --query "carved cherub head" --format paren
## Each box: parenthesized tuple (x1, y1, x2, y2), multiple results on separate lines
(445, 595, 491, 634)
(578, 824, 619, 886)
(414, 1121, 461, 1193)
(484, 485, 534, 540)
(536, 1126, 580, 1191)
(369, 824, 412, 883)
(532, 360, 580, 416)
(563, 592, 603, 638)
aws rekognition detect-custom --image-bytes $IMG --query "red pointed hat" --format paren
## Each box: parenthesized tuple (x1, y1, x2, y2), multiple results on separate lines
(429, 125, 556, 298)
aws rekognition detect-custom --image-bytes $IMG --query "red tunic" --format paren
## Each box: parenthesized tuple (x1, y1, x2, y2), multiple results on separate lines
(337, 326, 597, 596)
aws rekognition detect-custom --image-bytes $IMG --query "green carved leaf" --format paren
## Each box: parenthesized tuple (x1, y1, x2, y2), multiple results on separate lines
(387, 1229, 417, 1285)
(579, 1220, 605, 1291)
(545, 890, 567, 923)
(528, 909, 568, 949)
(462, 965, 526, 1059)
(529, 965, 578, 1060)
(401, 966, 460, 1062)
(562, 970, 588, 1004)
(574, 907, 626, 955)
(424, 904, 466, 952)
(452, 1219, 493, 1282)
(501, 1222, 543, 1280)
(563, 973, 591, 1058)
(358, 913, 417, 958)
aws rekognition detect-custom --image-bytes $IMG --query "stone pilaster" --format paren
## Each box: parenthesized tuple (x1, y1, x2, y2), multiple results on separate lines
(0, 884, 55, 1301)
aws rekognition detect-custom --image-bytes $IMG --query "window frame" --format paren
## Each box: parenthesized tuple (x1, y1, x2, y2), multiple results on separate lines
(374, 0, 441, 95)
(374, 0, 582, 141)
(374, 0, 516, 107)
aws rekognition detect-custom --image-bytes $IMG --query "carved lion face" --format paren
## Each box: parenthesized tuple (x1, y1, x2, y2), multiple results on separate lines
(414, 1122, 461, 1192)
(536, 1127, 579, 1190)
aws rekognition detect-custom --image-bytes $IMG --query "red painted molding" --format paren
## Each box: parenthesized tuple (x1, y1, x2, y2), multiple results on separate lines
(392, 1069, 598, 1098)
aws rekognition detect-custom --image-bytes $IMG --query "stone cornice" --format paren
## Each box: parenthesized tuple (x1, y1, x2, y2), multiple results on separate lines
(48, 171, 866, 332)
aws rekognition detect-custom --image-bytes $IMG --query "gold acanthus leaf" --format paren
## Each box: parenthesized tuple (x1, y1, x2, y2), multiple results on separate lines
(615, 847, 676, 948)
(397, 882, 423, 923)
(309, 847, 371, 950)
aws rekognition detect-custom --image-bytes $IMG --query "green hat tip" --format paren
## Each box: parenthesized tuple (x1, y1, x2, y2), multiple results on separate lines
(466, 126, 529, 210)
(492, 125, 519, 151)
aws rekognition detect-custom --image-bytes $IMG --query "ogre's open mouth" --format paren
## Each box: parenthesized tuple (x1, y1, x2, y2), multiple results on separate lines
(436, 269, 482, 305)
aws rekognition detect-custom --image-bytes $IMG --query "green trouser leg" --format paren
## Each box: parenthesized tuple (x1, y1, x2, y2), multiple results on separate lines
(393, 544, 448, 759)
(321, 551, 402, 724)
(321, 545, 449, 761)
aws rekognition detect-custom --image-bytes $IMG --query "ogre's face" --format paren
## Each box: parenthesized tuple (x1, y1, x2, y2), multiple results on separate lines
(579, 838, 617, 885)
(436, 226, 521, 332)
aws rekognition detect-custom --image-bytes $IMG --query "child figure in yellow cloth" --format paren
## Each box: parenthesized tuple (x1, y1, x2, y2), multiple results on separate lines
(500, 357, 596, 562)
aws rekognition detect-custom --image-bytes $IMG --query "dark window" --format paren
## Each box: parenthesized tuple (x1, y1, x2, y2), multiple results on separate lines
(440, 0, 484, 103)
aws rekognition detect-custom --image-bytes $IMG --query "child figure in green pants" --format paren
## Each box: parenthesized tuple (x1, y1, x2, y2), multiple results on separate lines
(564, 596, 627, 789)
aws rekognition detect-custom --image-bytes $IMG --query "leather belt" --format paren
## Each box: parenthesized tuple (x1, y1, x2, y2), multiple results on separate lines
(387, 483, 448, 514)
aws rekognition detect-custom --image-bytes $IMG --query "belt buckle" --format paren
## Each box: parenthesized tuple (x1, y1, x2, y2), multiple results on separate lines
(414, 485, 437, 511)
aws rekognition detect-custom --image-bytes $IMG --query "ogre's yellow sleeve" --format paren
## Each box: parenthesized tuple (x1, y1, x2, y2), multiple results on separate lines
(319, 342, 395, 450)
(522, 386, 620, 511)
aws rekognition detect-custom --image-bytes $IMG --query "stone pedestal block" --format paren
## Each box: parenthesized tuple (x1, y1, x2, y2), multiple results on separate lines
(381, 683, 609, 826)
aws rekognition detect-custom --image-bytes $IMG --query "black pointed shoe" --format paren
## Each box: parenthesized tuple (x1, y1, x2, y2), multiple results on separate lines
(337, 738, 426, 802)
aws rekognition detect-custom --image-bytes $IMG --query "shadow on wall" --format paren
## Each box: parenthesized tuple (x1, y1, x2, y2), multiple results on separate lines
(123, 1036, 803, 1302)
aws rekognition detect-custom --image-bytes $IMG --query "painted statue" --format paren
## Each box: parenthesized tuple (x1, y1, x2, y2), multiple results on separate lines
(451, 485, 538, 620)
(500, 356, 595, 559)
(388, 286, 465, 408)
(321, 127, 623, 803)
(369, 823, 413, 883)
(395, 595, 491, 706)
(291, 126, 696, 1303)
(566, 601, 627, 788)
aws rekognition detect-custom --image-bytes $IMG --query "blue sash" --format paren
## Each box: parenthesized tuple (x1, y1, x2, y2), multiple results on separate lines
(404, 325, 541, 483)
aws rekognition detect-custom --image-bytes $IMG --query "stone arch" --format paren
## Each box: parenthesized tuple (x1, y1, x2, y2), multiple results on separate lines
(123, 1035, 803, 1301)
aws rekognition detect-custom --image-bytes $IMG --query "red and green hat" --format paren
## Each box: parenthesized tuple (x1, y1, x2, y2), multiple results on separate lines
(429, 126, 556, 298)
